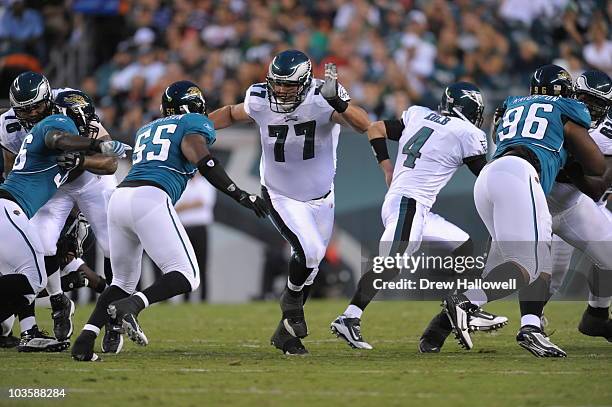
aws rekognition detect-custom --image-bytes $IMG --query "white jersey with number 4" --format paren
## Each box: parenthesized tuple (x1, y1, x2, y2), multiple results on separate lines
(244, 80, 350, 202)
(387, 106, 487, 208)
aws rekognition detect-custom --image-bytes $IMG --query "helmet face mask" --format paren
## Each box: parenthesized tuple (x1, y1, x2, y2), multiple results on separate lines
(439, 82, 485, 128)
(161, 81, 206, 117)
(9, 72, 53, 130)
(574, 70, 612, 128)
(266, 50, 312, 113)
(13, 99, 53, 130)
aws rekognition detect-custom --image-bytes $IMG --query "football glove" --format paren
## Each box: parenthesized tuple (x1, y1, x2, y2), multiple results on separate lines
(319, 63, 348, 113)
(57, 152, 84, 171)
(237, 191, 269, 218)
(99, 140, 132, 157)
(61, 270, 87, 292)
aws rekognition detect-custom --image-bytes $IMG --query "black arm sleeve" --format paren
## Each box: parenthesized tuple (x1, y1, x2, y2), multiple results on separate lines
(384, 119, 405, 141)
(197, 155, 243, 201)
(463, 154, 487, 176)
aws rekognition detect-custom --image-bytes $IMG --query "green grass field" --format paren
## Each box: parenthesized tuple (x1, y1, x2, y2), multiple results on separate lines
(0, 300, 610, 407)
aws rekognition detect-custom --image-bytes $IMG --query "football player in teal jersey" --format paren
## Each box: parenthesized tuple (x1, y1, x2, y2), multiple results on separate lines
(71, 81, 268, 361)
(439, 65, 606, 357)
(0, 91, 129, 336)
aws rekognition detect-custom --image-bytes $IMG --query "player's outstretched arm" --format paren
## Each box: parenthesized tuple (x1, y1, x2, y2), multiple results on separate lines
(320, 63, 370, 133)
(368, 120, 394, 187)
(565, 156, 612, 201)
(208, 103, 253, 130)
(181, 134, 269, 218)
(45, 129, 131, 157)
(58, 123, 119, 175)
(563, 120, 606, 176)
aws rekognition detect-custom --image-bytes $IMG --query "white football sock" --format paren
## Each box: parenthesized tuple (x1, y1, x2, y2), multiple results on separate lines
(20, 316, 36, 333)
(464, 289, 488, 307)
(588, 293, 612, 309)
(520, 314, 541, 328)
(344, 304, 363, 319)
(47, 271, 63, 297)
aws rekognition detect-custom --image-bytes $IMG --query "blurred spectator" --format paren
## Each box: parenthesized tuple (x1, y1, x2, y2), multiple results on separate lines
(1, 0, 604, 139)
(175, 175, 217, 301)
(583, 19, 612, 76)
(0, 0, 44, 59)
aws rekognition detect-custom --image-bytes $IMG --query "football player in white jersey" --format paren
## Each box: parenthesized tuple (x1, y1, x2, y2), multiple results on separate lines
(330, 82, 507, 351)
(544, 70, 612, 342)
(209, 50, 370, 354)
(0, 73, 120, 352)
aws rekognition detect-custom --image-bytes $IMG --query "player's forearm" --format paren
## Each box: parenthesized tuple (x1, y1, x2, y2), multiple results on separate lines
(567, 159, 612, 201)
(45, 130, 98, 152)
(81, 154, 118, 175)
(209, 106, 233, 129)
(335, 104, 370, 133)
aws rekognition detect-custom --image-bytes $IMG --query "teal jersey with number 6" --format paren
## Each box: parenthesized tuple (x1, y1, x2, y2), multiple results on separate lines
(492, 95, 591, 195)
(0, 114, 76, 218)
(124, 113, 216, 204)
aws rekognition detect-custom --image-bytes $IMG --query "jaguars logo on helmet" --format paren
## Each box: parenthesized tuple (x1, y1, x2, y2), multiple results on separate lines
(530, 64, 574, 98)
(54, 90, 100, 138)
(266, 50, 313, 113)
(574, 70, 612, 128)
(161, 81, 206, 116)
(9, 71, 53, 130)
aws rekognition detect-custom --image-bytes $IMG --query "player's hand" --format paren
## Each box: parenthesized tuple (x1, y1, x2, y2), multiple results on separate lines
(493, 106, 505, 128)
(61, 270, 87, 292)
(237, 191, 269, 218)
(99, 140, 132, 157)
(380, 159, 394, 188)
(320, 63, 339, 100)
(319, 63, 349, 113)
(57, 152, 84, 171)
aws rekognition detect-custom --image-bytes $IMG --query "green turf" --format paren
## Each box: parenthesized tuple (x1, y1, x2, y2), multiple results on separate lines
(0, 300, 609, 407)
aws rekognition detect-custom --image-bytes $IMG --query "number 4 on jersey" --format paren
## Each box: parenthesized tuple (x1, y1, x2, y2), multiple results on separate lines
(402, 126, 433, 168)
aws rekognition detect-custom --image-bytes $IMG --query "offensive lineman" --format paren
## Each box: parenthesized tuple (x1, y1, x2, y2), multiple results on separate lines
(439, 65, 605, 357)
(542, 70, 612, 343)
(0, 73, 121, 352)
(71, 81, 268, 362)
(209, 50, 370, 354)
(330, 82, 508, 351)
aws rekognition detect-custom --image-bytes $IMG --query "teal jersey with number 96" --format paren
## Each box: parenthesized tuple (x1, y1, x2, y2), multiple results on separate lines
(124, 113, 216, 204)
(0, 114, 75, 218)
(492, 95, 591, 195)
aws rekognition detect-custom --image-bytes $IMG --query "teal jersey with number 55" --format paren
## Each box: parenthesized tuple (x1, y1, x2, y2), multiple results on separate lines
(493, 95, 591, 195)
(124, 113, 216, 204)
(0, 114, 75, 218)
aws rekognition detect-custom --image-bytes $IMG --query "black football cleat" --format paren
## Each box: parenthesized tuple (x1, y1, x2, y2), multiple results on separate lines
(578, 308, 612, 342)
(271, 320, 308, 355)
(419, 312, 452, 353)
(50, 293, 75, 341)
(101, 322, 124, 353)
(17, 325, 70, 353)
(71, 331, 99, 361)
(516, 325, 567, 357)
(0, 332, 20, 348)
(330, 315, 372, 349)
(442, 294, 474, 350)
(279, 288, 308, 338)
(107, 301, 148, 346)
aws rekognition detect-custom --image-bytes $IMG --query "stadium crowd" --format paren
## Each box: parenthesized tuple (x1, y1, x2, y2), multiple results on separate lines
(1, 0, 611, 141)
